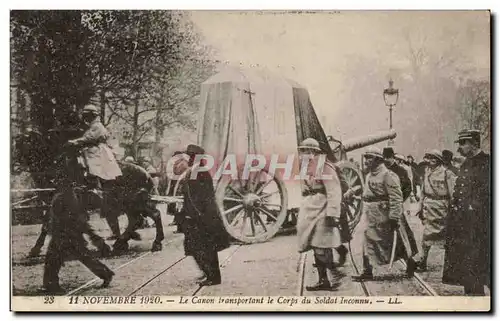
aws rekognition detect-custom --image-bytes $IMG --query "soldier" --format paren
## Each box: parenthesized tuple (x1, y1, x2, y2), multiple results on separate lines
(43, 191, 114, 294)
(396, 153, 415, 201)
(443, 130, 490, 296)
(383, 148, 412, 201)
(124, 156, 136, 164)
(352, 147, 417, 281)
(415, 150, 456, 271)
(296, 138, 344, 291)
(111, 160, 161, 241)
(66, 104, 123, 238)
(175, 145, 230, 286)
(407, 154, 422, 201)
(442, 149, 459, 175)
(141, 157, 160, 194)
(415, 156, 429, 195)
(66, 104, 122, 193)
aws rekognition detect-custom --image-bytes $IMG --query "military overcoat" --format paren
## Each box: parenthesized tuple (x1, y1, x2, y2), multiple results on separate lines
(421, 165, 456, 246)
(74, 118, 122, 180)
(297, 160, 342, 253)
(362, 163, 418, 265)
(443, 151, 490, 287)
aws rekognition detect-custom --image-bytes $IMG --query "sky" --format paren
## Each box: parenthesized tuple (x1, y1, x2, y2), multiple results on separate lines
(189, 10, 490, 159)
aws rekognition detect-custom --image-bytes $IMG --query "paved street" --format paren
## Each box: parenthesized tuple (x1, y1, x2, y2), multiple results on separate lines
(12, 203, 488, 297)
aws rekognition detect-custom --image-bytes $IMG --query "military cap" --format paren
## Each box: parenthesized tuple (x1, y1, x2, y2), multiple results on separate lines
(298, 138, 321, 151)
(185, 144, 205, 156)
(455, 129, 481, 143)
(424, 149, 443, 162)
(364, 147, 384, 159)
(383, 147, 395, 158)
(82, 104, 99, 115)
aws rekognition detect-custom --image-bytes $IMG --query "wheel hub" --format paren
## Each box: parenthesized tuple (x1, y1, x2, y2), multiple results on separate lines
(242, 193, 261, 209)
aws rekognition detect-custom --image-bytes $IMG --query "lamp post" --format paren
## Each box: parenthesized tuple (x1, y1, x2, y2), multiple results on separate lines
(383, 79, 399, 145)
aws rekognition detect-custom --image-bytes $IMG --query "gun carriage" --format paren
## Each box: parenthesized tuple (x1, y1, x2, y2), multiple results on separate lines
(163, 68, 397, 244)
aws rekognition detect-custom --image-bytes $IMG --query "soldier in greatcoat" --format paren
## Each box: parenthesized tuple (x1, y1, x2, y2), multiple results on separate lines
(67, 104, 122, 187)
(443, 130, 490, 295)
(352, 147, 417, 281)
(384, 148, 412, 201)
(174, 145, 230, 286)
(415, 150, 456, 271)
(296, 138, 344, 291)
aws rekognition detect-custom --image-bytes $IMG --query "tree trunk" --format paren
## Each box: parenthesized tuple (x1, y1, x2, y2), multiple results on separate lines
(16, 86, 27, 133)
(131, 94, 140, 159)
(99, 88, 106, 122)
(153, 96, 165, 161)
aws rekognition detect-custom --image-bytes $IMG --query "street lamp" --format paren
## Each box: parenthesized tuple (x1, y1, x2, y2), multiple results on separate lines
(383, 79, 399, 145)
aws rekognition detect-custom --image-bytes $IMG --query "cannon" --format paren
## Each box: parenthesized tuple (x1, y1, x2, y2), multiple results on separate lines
(326, 129, 397, 231)
(328, 129, 397, 161)
(163, 67, 400, 244)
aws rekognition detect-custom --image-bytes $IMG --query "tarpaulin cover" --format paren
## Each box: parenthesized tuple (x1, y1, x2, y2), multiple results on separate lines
(196, 67, 332, 208)
(197, 67, 333, 165)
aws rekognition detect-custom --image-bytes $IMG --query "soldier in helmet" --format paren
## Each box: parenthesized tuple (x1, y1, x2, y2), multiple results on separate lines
(352, 147, 417, 281)
(415, 150, 456, 271)
(124, 156, 136, 164)
(66, 104, 122, 192)
(296, 138, 345, 291)
(443, 130, 490, 295)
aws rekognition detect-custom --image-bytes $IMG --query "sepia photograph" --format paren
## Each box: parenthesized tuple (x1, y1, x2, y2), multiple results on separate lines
(9, 9, 491, 312)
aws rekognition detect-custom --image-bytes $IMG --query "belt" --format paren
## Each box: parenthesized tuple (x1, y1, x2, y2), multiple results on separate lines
(363, 196, 389, 203)
(302, 189, 326, 197)
(424, 193, 450, 201)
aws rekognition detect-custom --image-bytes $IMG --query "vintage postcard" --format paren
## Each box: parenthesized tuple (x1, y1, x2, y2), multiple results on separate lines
(10, 10, 491, 312)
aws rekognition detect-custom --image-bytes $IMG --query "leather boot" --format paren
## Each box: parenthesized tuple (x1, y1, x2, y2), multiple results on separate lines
(44, 284, 65, 295)
(351, 269, 373, 282)
(306, 266, 330, 291)
(406, 258, 416, 277)
(335, 245, 348, 267)
(101, 271, 115, 288)
(326, 267, 344, 290)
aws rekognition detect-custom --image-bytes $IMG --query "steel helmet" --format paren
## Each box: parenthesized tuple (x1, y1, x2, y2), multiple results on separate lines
(364, 147, 384, 159)
(124, 156, 135, 163)
(298, 138, 321, 152)
(82, 104, 99, 115)
(395, 153, 406, 162)
(424, 149, 443, 163)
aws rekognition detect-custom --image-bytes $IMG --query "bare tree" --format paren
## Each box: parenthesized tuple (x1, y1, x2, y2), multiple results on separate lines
(457, 79, 491, 150)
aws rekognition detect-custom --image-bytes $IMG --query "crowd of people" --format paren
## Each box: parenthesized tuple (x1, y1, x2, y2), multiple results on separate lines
(298, 130, 490, 296)
(39, 103, 490, 297)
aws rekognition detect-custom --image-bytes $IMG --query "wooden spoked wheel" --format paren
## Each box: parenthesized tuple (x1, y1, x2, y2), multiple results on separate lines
(215, 169, 288, 244)
(337, 160, 364, 232)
